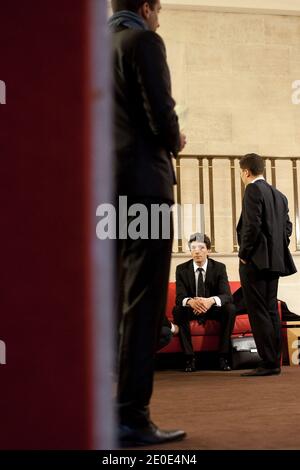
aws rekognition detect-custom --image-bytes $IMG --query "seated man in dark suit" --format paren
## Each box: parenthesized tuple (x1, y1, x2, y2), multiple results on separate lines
(173, 233, 236, 372)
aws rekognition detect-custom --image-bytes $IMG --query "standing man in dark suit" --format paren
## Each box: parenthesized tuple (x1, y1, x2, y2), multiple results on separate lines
(109, 0, 186, 446)
(173, 233, 236, 372)
(237, 153, 297, 377)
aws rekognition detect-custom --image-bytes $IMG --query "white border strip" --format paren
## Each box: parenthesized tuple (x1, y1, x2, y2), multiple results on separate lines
(90, 0, 116, 450)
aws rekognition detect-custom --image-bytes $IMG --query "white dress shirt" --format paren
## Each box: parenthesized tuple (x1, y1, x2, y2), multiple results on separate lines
(183, 260, 221, 307)
(251, 176, 265, 184)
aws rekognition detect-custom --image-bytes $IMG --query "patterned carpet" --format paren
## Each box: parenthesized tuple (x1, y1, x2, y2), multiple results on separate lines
(143, 366, 300, 450)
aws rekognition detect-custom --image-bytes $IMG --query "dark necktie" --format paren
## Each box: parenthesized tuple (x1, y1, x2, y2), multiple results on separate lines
(196, 268, 205, 297)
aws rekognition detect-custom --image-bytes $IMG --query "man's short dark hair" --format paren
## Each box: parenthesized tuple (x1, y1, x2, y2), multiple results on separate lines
(112, 0, 157, 12)
(239, 153, 265, 176)
(188, 233, 211, 250)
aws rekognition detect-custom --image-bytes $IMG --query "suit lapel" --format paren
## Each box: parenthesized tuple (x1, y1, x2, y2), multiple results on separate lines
(204, 259, 213, 296)
(187, 260, 196, 297)
(237, 214, 242, 231)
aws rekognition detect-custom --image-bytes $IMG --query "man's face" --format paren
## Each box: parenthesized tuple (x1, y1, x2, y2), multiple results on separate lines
(146, 0, 161, 31)
(240, 168, 249, 186)
(190, 241, 209, 266)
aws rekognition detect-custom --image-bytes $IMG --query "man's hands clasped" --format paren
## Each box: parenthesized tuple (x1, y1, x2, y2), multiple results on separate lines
(187, 297, 215, 315)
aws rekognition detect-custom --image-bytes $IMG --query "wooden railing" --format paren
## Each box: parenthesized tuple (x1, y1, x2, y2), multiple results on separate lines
(174, 155, 300, 254)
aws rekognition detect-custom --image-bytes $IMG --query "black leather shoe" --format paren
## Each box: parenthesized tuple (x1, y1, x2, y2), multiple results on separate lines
(219, 357, 231, 371)
(119, 422, 186, 447)
(241, 367, 281, 377)
(184, 357, 196, 372)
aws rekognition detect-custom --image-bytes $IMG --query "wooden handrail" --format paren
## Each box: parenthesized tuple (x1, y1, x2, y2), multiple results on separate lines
(174, 155, 300, 253)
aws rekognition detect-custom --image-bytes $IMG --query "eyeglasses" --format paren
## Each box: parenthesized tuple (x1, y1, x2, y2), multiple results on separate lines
(190, 244, 207, 251)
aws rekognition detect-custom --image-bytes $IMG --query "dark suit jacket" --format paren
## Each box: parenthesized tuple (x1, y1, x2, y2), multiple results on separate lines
(111, 27, 181, 202)
(175, 258, 232, 307)
(237, 179, 297, 276)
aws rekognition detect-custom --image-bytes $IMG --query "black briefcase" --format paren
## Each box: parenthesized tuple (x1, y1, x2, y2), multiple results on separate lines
(231, 335, 261, 370)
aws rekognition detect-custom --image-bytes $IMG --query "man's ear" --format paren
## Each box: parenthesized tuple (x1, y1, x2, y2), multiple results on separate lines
(139, 2, 151, 20)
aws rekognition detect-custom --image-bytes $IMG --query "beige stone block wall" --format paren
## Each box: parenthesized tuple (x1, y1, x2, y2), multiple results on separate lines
(161, 9, 300, 158)
(162, 0, 300, 15)
(264, 15, 300, 45)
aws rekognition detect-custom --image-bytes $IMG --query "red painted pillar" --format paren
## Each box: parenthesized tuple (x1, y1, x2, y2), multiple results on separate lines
(0, 0, 113, 449)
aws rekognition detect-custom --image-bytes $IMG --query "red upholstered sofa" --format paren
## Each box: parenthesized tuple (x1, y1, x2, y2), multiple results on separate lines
(159, 281, 282, 353)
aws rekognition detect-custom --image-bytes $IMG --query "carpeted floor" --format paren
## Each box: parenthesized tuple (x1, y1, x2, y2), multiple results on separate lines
(144, 366, 300, 450)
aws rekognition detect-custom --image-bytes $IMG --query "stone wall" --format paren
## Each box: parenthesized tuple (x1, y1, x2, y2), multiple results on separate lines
(160, 9, 300, 157)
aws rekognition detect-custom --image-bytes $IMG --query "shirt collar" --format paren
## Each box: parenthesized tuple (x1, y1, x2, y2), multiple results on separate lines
(251, 176, 265, 184)
(193, 259, 208, 273)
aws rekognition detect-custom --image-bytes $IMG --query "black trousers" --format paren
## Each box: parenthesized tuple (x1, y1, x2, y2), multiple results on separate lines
(173, 302, 236, 358)
(239, 262, 280, 369)
(117, 199, 173, 427)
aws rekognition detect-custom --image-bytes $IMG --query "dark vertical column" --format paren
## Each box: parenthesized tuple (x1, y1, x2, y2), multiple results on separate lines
(292, 159, 300, 251)
(270, 158, 276, 187)
(207, 157, 216, 252)
(176, 158, 183, 253)
(230, 158, 238, 253)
